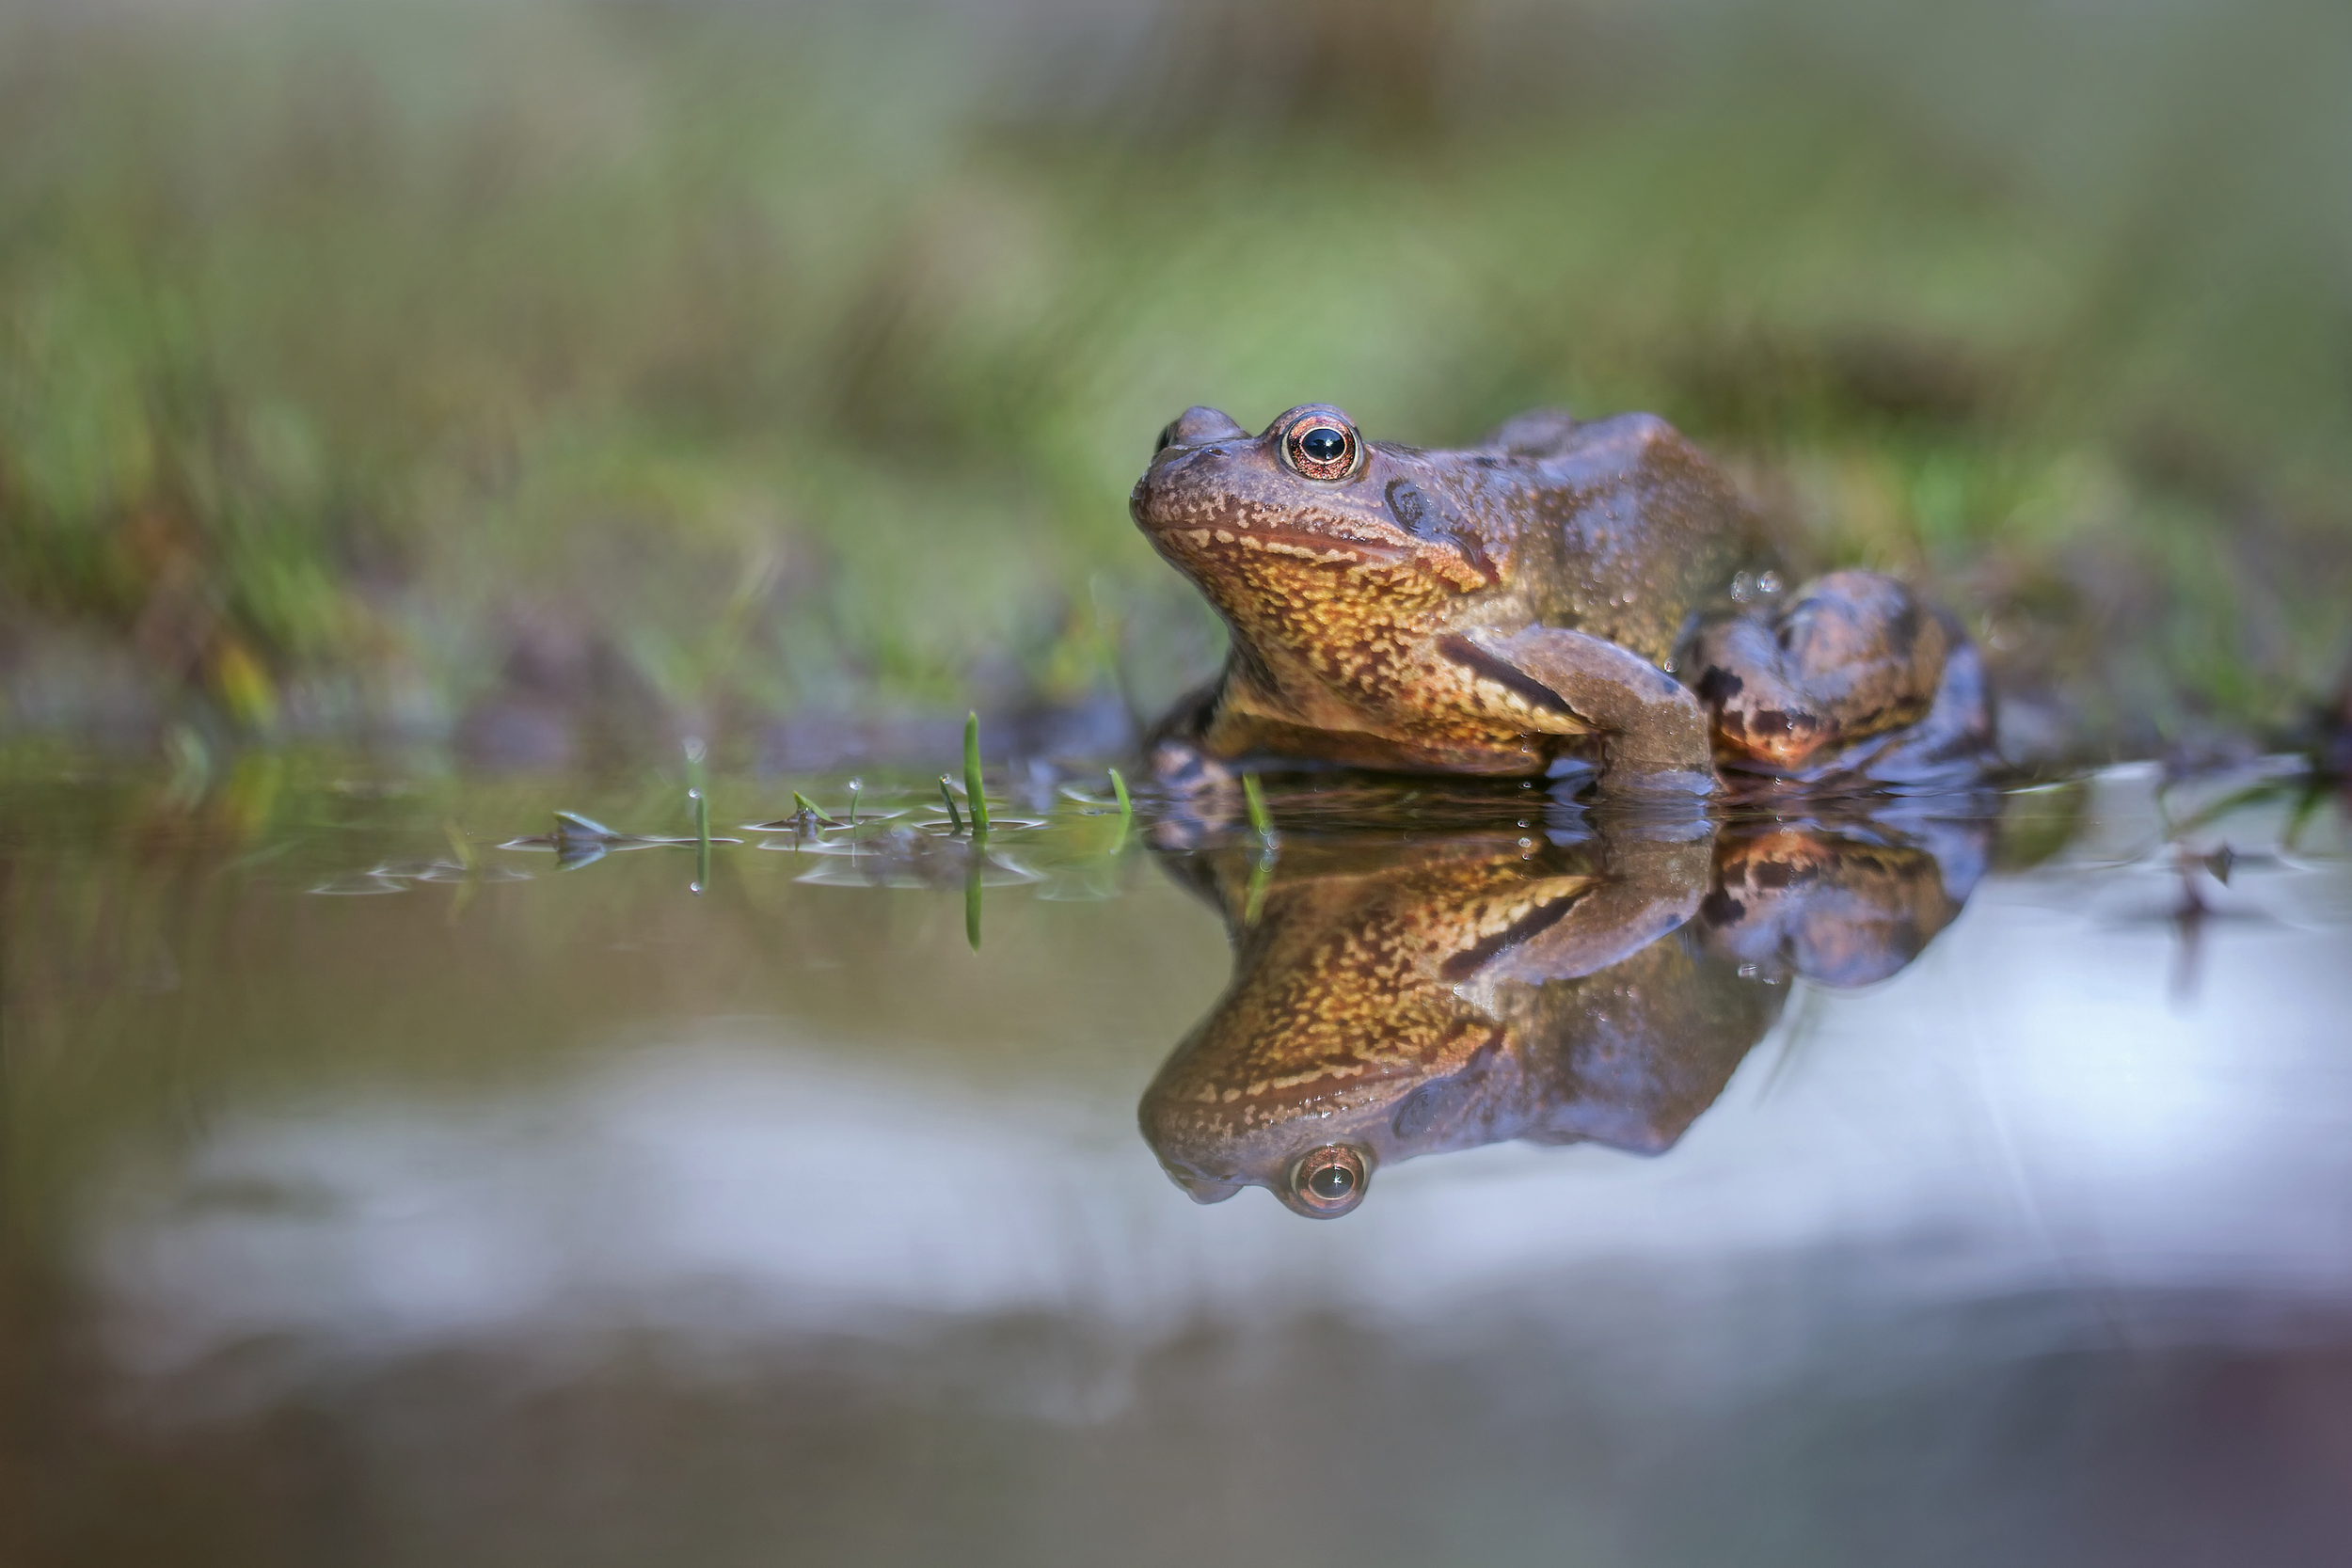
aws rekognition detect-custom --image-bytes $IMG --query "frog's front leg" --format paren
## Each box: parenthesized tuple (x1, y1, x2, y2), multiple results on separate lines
(1684, 569, 1989, 781)
(1455, 625, 1716, 796)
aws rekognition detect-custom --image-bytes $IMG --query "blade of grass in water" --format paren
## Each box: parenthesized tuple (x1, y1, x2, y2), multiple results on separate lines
(1242, 773, 1277, 846)
(939, 775, 964, 834)
(1241, 772, 1278, 923)
(1244, 853, 1273, 927)
(1105, 766, 1133, 854)
(963, 713, 991, 840)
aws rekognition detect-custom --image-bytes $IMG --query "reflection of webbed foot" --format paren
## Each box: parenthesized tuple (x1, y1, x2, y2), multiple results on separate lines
(1697, 818, 1987, 986)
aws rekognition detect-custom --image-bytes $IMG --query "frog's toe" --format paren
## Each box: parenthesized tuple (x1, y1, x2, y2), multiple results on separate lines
(1147, 735, 1237, 793)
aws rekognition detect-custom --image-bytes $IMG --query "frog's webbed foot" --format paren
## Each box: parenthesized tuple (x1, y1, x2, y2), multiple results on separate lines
(1458, 625, 1717, 799)
(1686, 570, 1993, 784)
(1838, 637, 1995, 786)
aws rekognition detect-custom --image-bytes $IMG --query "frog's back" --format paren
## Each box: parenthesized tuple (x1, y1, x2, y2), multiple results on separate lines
(1474, 409, 1765, 665)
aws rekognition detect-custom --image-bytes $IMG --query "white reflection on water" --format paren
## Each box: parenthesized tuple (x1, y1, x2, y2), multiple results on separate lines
(87, 778, 2352, 1420)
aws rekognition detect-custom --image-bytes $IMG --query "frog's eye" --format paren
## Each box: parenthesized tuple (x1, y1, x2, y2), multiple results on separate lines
(1281, 416, 1360, 482)
(1286, 1144, 1371, 1217)
(1153, 423, 1178, 455)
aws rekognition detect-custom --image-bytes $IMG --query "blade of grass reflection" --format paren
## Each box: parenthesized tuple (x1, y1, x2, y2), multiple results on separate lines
(965, 856, 984, 951)
(2284, 776, 2332, 854)
(691, 788, 711, 895)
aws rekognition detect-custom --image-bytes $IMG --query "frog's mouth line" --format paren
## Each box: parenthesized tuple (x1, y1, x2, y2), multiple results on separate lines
(1153, 523, 1411, 568)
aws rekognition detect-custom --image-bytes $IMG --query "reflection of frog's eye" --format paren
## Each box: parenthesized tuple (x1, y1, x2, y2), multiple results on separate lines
(1287, 1145, 1371, 1217)
(1283, 420, 1359, 482)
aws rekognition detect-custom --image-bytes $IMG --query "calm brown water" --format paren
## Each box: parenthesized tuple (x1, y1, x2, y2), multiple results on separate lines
(3, 755, 2349, 1567)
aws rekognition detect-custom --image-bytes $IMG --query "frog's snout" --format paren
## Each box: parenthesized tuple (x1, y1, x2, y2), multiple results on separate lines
(1158, 1163, 1243, 1205)
(1133, 408, 1248, 527)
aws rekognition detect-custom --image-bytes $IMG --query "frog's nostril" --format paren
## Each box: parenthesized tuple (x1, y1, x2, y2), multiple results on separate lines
(1162, 406, 1249, 450)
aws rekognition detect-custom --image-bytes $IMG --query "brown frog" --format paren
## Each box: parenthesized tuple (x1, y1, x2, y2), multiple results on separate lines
(1140, 805, 1989, 1217)
(1131, 404, 1994, 792)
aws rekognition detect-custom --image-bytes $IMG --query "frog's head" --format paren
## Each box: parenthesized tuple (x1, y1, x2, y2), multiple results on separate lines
(1140, 991, 1542, 1218)
(1150, 1134, 1380, 1220)
(1130, 405, 1496, 630)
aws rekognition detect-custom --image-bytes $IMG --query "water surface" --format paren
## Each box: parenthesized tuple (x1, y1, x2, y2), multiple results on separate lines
(4, 757, 2348, 1566)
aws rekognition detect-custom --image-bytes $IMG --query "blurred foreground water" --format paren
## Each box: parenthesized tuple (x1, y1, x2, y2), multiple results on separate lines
(4, 754, 2350, 1565)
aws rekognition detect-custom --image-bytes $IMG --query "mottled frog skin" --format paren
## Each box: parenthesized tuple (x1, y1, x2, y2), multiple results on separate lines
(1140, 807, 1988, 1217)
(1131, 404, 1993, 792)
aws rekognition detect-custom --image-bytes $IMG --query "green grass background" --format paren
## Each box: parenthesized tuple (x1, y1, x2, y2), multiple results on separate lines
(3, 0, 2348, 766)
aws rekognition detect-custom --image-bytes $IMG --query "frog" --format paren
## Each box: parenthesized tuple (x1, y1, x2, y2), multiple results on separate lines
(1139, 805, 1988, 1217)
(1131, 404, 1994, 793)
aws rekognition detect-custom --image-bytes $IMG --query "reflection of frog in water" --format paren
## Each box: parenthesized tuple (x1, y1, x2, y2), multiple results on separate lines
(1132, 404, 1993, 794)
(1139, 804, 1990, 1217)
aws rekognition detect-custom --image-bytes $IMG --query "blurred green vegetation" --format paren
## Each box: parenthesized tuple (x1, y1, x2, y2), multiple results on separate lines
(1, 0, 2348, 766)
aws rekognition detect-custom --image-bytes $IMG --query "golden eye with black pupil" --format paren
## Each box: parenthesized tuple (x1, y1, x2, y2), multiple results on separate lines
(1287, 1145, 1371, 1217)
(1282, 418, 1359, 481)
